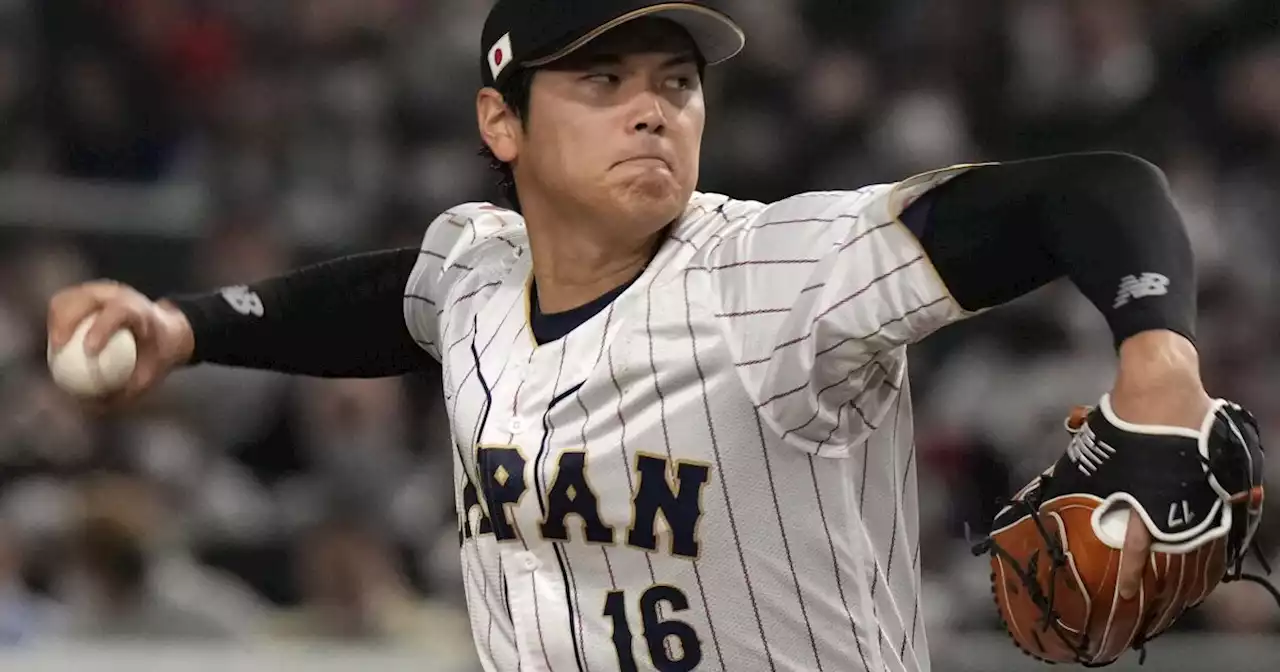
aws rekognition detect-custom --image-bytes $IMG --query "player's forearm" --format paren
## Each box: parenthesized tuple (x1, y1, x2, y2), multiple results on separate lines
(907, 151, 1196, 349)
(167, 248, 436, 377)
(1110, 329, 1210, 426)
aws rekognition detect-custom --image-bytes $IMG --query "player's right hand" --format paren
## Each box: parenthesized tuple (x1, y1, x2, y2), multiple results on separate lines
(46, 280, 196, 406)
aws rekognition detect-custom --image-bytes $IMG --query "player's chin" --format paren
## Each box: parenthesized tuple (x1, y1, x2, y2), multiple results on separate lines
(612, 176, 689, 219)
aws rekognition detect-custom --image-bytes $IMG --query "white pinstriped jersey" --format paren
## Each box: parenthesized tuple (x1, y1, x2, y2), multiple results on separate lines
(404, 165, 977, 672)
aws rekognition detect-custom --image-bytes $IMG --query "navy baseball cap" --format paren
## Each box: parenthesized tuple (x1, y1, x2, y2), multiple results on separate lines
(481, 0, 746, 88)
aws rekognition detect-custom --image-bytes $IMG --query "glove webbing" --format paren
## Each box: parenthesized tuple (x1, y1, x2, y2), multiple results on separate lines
(1201, 405, 1280, 611)
(1201, 446, 1280, 604)
(971, 472, 1103, 667)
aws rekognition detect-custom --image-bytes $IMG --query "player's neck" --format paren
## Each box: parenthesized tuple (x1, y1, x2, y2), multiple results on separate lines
(524, 214, 667, 314)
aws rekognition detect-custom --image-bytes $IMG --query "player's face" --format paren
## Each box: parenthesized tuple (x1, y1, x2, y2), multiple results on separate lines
(513, 19, 705, 230)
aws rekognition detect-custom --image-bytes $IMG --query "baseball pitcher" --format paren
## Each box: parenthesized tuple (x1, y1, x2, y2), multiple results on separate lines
(46, 1, 1272, 670)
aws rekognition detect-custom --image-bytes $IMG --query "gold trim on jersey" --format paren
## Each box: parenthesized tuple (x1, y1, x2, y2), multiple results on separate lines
(624, 451, 713, 560)
(475, 442, 533, 544)
(537, 448, 618, 546)
(522, 271, 538, 349)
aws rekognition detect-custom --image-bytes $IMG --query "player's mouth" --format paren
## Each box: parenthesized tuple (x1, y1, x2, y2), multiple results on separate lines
(615, 155, 673, 171)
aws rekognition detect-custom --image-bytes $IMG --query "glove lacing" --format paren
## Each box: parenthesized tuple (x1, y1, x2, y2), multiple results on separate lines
(970, 469, 1100, 667)
(1207, 406, 1280, 605)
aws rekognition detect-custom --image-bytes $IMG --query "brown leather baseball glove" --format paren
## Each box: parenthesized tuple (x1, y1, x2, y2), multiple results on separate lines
(971, 396, 1275, 667)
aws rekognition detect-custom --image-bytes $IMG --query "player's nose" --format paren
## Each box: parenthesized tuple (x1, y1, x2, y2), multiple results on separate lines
(628, 91, 668, 135)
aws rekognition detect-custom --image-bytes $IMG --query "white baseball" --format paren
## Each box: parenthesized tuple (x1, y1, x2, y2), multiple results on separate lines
(1096, 506, 1131, 549)
(47, 314, 138, 397)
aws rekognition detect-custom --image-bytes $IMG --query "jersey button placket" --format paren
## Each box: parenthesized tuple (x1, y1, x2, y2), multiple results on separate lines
(509, 346, 561, 670)
(503, 546, 547, 671)
(506, 351, 533, 439)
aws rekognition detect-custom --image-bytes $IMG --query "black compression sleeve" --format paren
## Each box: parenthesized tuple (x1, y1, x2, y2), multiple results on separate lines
(167, 248, 435, 377)
(905, 152, 1196, 348)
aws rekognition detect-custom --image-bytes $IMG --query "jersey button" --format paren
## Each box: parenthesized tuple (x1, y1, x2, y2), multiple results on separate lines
(517, 552, 540, 572)
(509, 418, 525, 434)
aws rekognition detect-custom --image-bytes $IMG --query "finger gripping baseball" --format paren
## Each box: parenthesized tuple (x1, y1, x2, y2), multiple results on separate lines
(973, 397, 1276, 667)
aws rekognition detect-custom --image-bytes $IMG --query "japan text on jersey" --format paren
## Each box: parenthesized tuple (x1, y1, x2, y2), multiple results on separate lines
(403, 166, 978, 672)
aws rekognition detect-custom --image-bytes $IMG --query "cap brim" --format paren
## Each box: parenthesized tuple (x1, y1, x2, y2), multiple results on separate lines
(523, 3, 745, 69)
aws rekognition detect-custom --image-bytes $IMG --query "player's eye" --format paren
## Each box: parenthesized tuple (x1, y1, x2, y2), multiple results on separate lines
(584, 72, 621, 85)
(666, 75, 696, 91)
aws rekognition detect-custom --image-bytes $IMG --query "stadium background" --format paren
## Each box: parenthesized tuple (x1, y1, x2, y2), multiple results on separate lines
(0, 0, 1278, 670)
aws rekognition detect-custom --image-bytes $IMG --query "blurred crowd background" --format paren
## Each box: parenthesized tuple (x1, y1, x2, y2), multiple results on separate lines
(0, 0, 1278, 663)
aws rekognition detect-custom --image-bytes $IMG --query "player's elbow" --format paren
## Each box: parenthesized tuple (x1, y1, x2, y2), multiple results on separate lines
(1054, 151, 1171, 198)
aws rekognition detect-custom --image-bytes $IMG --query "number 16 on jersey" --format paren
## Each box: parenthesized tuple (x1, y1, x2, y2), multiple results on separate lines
(604, 584, 702, 672)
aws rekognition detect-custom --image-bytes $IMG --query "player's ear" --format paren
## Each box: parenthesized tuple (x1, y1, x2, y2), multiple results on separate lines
(477, 87, 520, 164)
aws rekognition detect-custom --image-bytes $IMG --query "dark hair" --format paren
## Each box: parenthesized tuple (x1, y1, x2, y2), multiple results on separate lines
(479, 67, 537, 213)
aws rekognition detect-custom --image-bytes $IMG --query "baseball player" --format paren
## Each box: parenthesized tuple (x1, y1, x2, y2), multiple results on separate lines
(48, 2, 1223, 671)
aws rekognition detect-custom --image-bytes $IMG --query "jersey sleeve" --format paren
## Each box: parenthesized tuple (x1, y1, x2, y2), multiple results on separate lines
(697, 165, 988, 456)
(403, 204, 524, 361)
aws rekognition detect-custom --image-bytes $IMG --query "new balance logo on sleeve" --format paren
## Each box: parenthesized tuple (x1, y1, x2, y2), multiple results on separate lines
(1114, 272, 1170, 308)
(219, 286, 264, 317)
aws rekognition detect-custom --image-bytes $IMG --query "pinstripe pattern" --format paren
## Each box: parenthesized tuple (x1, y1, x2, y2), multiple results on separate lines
(456, 315, 515, 668)
(646, 283, 724, 668)
(456, 280, 505, 306)
(682, 270, 777, 671)
(469, 322, 499, 659)
(578, 303, 620, 593)
(602, 299, 675, 667)
(810, 451, 873, 670)
(606, 320, 660, 597)
(752, 405, 822, 669)
(536, 346, 588, 672)
(404, 165, 977, 672)
(452, 319, 493, 665)
(557, 546, 588, 672)
(468, 294, 529, 670)
(908, 542, 922, 651)
(858, 410, 893, 671)
(883, 397, 905, 666)
(531, 572, 555, 671)
(901, 417, 923, 664)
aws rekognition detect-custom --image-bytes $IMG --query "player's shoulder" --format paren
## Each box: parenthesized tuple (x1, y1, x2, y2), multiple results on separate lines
(426, 202, 526, 242)
(420, 202, 528, 273)
(667, 191, 763, 248)
(678, 165, 985, 254)
(673, 188, 893, 254)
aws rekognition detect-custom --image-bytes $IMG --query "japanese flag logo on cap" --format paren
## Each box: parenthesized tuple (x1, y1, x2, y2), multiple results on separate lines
(488, 32, 514, 81)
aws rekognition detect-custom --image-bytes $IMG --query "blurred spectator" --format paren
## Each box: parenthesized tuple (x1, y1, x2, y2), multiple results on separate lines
(58, 474, 262, 641)
(0, 523, 63, 645)
(273, 515, 472, 650)
(284, 377, 414, 531)
(35, 0, 182, 182)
